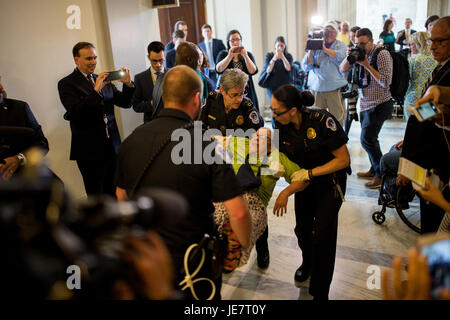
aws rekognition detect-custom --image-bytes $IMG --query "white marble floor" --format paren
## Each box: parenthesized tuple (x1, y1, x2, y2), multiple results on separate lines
(221, 117, 419, 300)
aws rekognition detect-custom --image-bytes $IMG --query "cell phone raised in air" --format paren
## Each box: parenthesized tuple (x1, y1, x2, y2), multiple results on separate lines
(417, 234, 450, 299)
(232, 46, 243, 53)
(105, 70, 126, 82)
(406, 102, 441, 122)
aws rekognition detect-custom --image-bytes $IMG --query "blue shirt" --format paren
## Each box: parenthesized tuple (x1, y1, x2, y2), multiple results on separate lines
(301, 40, 348, 92)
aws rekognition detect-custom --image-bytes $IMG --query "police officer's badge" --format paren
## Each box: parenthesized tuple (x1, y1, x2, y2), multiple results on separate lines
(249, 111, 260, 125)
(307, 127, 317, 139)
(326, 117, 337, 131)
(236, 115, 244, 126)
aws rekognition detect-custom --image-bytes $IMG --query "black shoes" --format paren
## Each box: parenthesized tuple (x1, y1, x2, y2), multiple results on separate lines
(294, 263, 311, 282)
(257, 248, 270, 269)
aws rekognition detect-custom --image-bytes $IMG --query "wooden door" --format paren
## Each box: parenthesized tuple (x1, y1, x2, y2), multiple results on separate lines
(158, 0, 206, 46)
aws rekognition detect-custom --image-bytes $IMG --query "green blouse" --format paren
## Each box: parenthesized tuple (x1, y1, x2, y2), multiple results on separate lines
(221, 136, 302, 207)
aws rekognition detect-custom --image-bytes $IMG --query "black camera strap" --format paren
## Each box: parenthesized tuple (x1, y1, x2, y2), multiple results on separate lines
(129, 122, 195, 198)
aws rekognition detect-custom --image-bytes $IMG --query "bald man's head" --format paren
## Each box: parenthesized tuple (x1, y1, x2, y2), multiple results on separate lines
(162, 65, 203, 108)
(434, 16, 450, 35)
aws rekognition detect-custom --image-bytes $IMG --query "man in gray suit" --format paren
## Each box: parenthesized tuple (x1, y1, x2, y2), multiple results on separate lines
(132, 41, 166, 123)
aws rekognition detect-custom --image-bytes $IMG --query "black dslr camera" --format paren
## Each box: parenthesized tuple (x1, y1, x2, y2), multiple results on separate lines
(346, 46, 366, 65)
(0, 162, 187, 299)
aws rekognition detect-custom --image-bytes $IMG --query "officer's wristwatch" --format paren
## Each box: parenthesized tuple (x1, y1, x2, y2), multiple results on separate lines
(308, 169, 315, 181)
(17, 153, 26, 166)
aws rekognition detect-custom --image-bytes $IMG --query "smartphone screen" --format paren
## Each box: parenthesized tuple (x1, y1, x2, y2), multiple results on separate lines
(105, 70, 125, 81)
(416, 102, 439, 120)
(421, 239, 450, 299)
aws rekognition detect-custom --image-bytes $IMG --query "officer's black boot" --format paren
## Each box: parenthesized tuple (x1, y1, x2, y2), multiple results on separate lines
(294, 262, 311, 282)
(256, 227, 269, 269)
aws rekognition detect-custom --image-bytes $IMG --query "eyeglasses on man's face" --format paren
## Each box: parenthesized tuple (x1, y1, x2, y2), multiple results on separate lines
(427, 37, 450, 46)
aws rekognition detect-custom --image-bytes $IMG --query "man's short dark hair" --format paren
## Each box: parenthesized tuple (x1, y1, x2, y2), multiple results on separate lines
(147, 41, 164, 54)
(201, 24, 212, 31)
(72, 42, 95, 57)
(174, 20, 187, 32)
(356, 28, 373, 40)
(350, 26, 361, 33)
(173, 30, 185, 40)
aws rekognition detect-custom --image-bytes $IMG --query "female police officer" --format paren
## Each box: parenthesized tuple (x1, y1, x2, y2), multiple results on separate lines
(271, 84, 350, 300)
(201, 68, 263, 136)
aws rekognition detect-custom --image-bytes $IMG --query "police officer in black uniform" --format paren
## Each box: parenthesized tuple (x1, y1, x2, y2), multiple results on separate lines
(271, 84, 351, 300)
(201, 68, 263, 136)
(115, 66, 252, 300)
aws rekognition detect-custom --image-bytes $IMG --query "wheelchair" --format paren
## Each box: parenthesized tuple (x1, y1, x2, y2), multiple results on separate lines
(372, 175, 422, 234)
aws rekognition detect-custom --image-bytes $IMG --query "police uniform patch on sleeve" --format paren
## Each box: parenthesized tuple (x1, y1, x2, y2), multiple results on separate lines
(326, 117, 337, 131)
(249, 111, 260, 125)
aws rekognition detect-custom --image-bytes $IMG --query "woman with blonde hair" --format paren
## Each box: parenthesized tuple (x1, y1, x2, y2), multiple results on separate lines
(404, 31, 437, 117)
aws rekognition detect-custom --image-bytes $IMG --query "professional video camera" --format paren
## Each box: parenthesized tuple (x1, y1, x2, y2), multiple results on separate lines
(0, 148, 188, 299)
(346, 46, 366, 65)
(306, 27, 324, 50)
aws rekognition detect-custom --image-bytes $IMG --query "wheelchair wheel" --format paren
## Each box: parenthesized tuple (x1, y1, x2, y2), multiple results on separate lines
(372, 211, 386, 224)
(395, 185, 421, 234)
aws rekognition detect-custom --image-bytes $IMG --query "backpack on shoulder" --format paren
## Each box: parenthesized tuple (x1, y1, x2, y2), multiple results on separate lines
(371, 46, 410, 106)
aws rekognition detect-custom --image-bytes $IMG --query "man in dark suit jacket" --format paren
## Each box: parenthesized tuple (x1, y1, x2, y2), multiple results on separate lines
(400, 17, 450, 233)
(198, 24, 226, 87)
(58, 42, 135, 197)
(165, 30, 186, 70)
(133, 41, 166, 123)
(165, 20, 188, 53)
(395, 18, 417, 53)
(0, 79, 49, 180)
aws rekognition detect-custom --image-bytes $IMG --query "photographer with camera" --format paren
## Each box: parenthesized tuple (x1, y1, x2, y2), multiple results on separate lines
(302, 21, 348, 125)
(340, 28, 394, 189)
(216, 29, 259, 110)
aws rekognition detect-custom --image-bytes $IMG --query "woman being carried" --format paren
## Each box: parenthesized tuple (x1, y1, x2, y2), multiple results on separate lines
(213, 127, 309, 272)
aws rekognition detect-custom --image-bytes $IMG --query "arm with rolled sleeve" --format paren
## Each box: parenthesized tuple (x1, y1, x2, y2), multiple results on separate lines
(301, 50, 316, 73)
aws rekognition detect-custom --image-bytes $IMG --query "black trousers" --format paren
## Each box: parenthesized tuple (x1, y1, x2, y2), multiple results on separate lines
(294, 174, 347, 299)
(75, 145, 117, 197)
(420, 197, 446, 234)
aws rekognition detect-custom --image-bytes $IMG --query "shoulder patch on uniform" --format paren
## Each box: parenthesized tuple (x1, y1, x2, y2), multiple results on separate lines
(249, 111, 260, 125)
(326, 117, 337, 131)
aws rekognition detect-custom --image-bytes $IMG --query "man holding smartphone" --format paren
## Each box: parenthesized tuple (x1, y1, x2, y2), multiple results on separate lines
(58, 42, 135, 197)
(399, 17, 450, 233)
